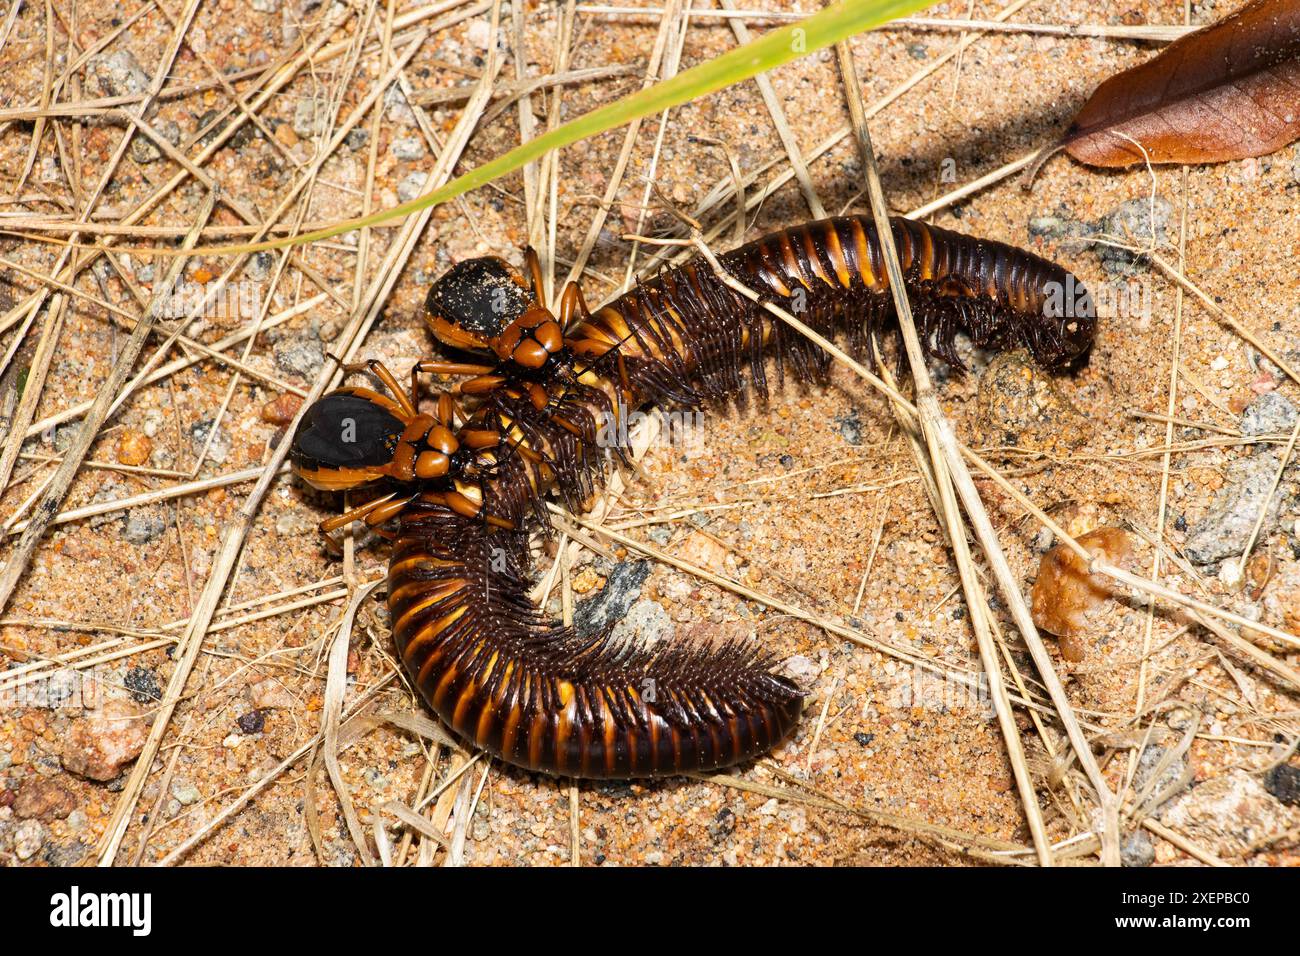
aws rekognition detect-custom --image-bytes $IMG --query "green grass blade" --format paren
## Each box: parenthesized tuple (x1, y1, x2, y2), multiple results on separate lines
(192, 0, 930, 255)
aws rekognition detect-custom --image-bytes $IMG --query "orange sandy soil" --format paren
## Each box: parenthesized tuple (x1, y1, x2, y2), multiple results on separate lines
(0, 0, 1296, 866)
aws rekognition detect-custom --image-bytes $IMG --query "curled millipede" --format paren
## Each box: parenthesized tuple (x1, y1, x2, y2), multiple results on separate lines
(293, 214, 1095, 779)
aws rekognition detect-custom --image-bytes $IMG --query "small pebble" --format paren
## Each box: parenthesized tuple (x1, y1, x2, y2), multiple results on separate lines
(236, 709, 266, 735)
(88, 50, 148, 97)
(466, 17, 493, 49)
(273, 339, 324, 379)
(122, 508, 167, 546)
(1264, 764, 1300, 806)
(13, 780, 76, 820)
(574, 561, 650, 636)
(607, 598, 671, 648)
(14, 820, 46, 861)
(188, 419, 232, 465)
(61, 700, 149, 782)
(114, 431, 153, 466)
(261, 393, 303, 426)
(1121, 829, 1155, 867)
(244, 251, 274, 280)
(124, 666, 161, 704)
(171, 781, 201, 805)
(835, 409, 864, 446)
(249, 678, 295, 710)
(1134, 744, 1188, 803)
(391, 136, 425, 161)
(1095, 197, 1171, 274)
(397, 172, 427, 203)
(978, 350, 1092, 452)
(293, 96, 326, 138)
(1185, 451, 1293, 564)
(1240, 391, 1298, 436)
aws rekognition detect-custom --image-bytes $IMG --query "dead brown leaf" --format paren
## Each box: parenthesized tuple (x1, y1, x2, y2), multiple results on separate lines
(1061, 0, 1300, 167)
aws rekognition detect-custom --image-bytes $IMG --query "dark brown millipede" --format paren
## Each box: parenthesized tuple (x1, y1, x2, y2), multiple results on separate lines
(292, 214, 1096, 779)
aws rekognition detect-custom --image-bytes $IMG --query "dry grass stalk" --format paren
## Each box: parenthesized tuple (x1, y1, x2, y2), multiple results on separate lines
(0, 189, 217, 616)
(835, 86, 1058, 864)
(321, 579, 384, 867)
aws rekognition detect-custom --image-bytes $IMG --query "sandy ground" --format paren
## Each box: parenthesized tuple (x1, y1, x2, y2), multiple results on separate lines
(0, 0, 1297, 867)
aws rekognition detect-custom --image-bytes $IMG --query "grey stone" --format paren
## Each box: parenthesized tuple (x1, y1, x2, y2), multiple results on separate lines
(128, 119, 181, 165)
(1185, 451, 1293, 564)
(124, 666, 161, 703)
(89, 50, 149, 98)
(608, 599, 671, 648)
(293, 96, 327, 138)
(1240, 391, 1298, 436)
(574, 561, 651, 637)
(384, 85, 416, 126)
(1121, 829, 1155, 867)
(171, 781, 201, 805)
(14, 820, 45, 861)
(1134, 744, 1188, 803)
(646, 525, 672, 546)
(243, 251, 274, 281)
(835, 408, 864, 446)
(391, 136, 425, 161)
(396, 172, 426, 203)
(122, 507, 167, 545)
(1264, 764, 1300, 806)
(42, 840, 87, 867)
(188, 419, 232, 465)
(1094, 197, 1172, 274)
(273, 338, 324, 379)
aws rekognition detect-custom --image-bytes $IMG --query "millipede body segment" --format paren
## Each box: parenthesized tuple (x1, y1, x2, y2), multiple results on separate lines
(293, 214, 1095, 779)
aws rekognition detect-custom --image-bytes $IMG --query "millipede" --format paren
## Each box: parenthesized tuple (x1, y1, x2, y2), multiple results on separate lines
(291, 214, 1096, 779)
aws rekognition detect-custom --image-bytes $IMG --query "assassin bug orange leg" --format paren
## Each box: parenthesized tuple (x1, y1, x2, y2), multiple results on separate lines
(340, 359, 418, 416)
(557, 279, 593, 331)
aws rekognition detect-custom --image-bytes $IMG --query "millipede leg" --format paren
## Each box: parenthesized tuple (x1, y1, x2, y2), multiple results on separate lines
(457, 375, 508, 396)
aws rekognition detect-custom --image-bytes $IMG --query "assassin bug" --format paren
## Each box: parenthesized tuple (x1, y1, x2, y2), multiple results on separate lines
(289, 359, 507, 533)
